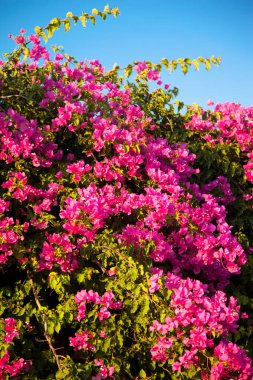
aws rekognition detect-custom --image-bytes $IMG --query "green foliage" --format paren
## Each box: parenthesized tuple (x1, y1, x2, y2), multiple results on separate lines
(34, 6, 120, 42)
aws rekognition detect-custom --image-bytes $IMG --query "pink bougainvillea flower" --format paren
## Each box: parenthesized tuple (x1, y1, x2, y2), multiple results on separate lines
(15, 36, 25, 44)
(207, 99, 214, 106)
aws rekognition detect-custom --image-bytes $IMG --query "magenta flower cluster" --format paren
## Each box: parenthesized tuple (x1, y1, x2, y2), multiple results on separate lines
(150, 272, 253, 377)
(74, 289, 122, 323)
(0, 31, 252, 378)
(186, 102, 253, 188)
(0, 319, 31, 379)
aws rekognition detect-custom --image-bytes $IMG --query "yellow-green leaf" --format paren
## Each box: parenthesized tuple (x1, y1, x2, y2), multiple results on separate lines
(79, 15, 87, 28)
(111, 6, 120, 17)
(124, 66, 133, 78)
(41, 32, 48, 43)
(46, 26, 53, 39)
(184, 58, 192, 65)
(161, 58, 169, 69)
(66, 11, 73, 18)
(23, 48, 30, 60)
(92, 8, 99, 15)
(34, 26, 42, 35)
(192, 59, 200, 70)
(205, 59, 211, 70)
(63, 20, 71, 32)
(50, 17, 61, 27)
(181, 64, 188, 74)
(90, 15, 96, 25)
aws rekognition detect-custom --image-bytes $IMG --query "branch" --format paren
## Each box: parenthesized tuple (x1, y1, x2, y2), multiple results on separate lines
(27, 269, 63, 369)
(0, 94, 20, 99)
(0, 93, 28, 100)
(91, 258, 107, 274)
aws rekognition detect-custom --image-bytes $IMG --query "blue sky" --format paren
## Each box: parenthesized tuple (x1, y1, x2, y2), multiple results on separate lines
(0, 0, 252, 107)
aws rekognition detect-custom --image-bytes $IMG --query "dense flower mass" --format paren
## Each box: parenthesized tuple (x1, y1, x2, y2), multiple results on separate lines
(0, 352, 30, 379)
(0, 20, 252, 379)
(149, 273, 253, 375)
(186, 102, 253, 188)
(0, 319, 31, 379)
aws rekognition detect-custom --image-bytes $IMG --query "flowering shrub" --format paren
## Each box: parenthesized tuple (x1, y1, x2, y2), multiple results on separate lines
(0, 4, 252, 379)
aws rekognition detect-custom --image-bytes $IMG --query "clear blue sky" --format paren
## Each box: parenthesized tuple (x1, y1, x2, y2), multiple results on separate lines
(0, 0, 252, 107)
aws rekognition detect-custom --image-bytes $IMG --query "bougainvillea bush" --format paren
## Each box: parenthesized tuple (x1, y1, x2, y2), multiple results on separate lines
(0, 5, 253, 379)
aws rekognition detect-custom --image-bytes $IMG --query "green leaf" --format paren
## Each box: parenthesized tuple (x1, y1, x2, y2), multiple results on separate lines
(140, 295, 150, 317)
(139, 369, 147, 378)
(116, 331, 124, 347)
(47, 319, 55, 336)
(72, 15, 79, 24)
(123, 144, 130, 153)
(171, 60, 178, 71)
(184, 57, 192, 65)
(131, 299, 139, 313)
(46, 26, 54, 39)
(124, 66, 133, 78)
(90, 16, 96, 25)
(103, 337, 111, 352)
(41, 31, 48, 42)
(50, 17, 61, 28)
(54, 321, 61, 334)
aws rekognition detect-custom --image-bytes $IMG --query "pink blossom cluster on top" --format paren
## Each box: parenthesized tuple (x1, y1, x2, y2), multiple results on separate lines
(186, 102, 253, 187)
